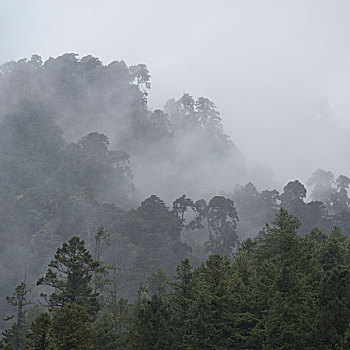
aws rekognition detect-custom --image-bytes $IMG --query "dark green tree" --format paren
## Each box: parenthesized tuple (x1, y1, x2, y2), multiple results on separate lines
(93, 309, 121, 350)
(50, 303, 94, 350)
(24, 313, 51, 350)
(183, 255, 243, 349)
(280, 180, 307, 218)
(205, 196, 239, 258)
(252, 209, 320, 348)
(316, 267, 350, 348)
(129, 294, 177, 350)
(1, 280, 31, 350)
(147, 268, 169, 296)
(122, 195, 190, 279)
(36, 236, 102, 317)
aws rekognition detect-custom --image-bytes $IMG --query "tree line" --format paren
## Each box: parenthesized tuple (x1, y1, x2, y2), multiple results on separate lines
(2, 208, 350, 349)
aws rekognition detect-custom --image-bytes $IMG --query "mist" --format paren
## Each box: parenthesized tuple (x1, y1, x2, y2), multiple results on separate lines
(1, 0, 349, 189)
(0, 1, 350, 346)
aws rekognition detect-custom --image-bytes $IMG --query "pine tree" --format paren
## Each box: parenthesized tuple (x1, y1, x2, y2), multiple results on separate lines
(50, 303, 94, 350)
(24, 313, 51, 350)
(36, 236, 102, 317)
(93, 309, 120, 350)
(252, 209, 319, 348)
(129, 294, 177, 350)
(184, 255, 239, 349)
(1, 280, 31, 350)
(147, 268, 168, 296)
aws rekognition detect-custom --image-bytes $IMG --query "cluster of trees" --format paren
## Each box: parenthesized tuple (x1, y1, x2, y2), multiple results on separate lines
(232, 169, 350, 239)
(3, 209, 350, 349)
(0, 103, 135, 324)
(0, 54, 244, 200)
(131, 210, 350, 349)
(0, 53, 349, 347)
(0, 54, 244, 323)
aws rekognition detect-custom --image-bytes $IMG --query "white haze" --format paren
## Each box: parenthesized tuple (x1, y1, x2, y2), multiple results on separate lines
(1, 0, 349, 189)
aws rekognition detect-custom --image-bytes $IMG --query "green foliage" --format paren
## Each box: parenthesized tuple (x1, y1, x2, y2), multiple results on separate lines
(93, 309, 121, 350)
(50, 303, 94, 350)
(147, 268, 168, 296)
(36, 236, 102, 317)
(127, 209, 350, 349)
(187, 195, 240, 259)
(206, 196, 239, 258)
(2, 280, 31, 350)
(24, 313, 51, 350)
(129, 294, 177, 350)
(0, 52, 349, 349)
(120, 195, 191, 280)
(114, 298, 132, 332)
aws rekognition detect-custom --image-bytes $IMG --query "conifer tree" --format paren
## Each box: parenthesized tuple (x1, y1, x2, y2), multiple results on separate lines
(24, 313, 51, 350)
(50, 303, 94, 350)
(36, 236, 102, 317)
(93, 309, 120, 350)
(1, 280, 31, 350)
(129, 294, 177, 350)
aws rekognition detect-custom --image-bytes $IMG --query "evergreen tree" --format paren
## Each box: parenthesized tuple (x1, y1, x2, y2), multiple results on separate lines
(1, 280, 31, 350)
(36, 236, 102, 317)
(24, 313, 51, 350)
(252, 209, 320, 348)
(280, 180, 306, 218)
(185, 255, 245, 349)
(50, 303, 94, 350)
(147, 268, 169, 296)
(171, 259, 194, 348)
(93, 309, 121, 350)
(129, 294, 177, 350)
(205, 196, 239, 258)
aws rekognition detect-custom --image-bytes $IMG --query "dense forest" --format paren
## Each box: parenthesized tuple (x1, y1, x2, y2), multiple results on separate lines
(0, 54, 349, 349)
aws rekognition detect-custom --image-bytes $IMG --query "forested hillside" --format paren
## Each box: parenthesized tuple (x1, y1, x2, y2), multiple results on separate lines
(0, 54, 349, 349)
(0, 54, 245, 200)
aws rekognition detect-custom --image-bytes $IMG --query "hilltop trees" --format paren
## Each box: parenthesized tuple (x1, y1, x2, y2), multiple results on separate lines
(0, 54, 248, 324)
(0, 52, 349, 348)
(162, 93, 244, 197)
(279, 180, 307, 218)
(231, 172, 350, 238)
(205, 196, 239, 258)
(120, 195, 191, 279)
(174, 195, 240, 259)
(308, 169, 335, 208)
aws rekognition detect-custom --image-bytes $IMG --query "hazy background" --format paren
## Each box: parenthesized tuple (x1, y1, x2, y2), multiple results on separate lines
(1, 0, 349, 188)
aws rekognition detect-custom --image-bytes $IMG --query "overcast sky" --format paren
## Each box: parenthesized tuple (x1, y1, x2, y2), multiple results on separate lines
(1, 0, 349, 187)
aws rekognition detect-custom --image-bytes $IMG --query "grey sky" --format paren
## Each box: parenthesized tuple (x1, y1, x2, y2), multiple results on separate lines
(1, 0, 349, 187)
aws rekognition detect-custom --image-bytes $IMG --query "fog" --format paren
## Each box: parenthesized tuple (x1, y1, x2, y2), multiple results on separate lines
(1, 0, 349, 189)
(1, 2, 350, 341)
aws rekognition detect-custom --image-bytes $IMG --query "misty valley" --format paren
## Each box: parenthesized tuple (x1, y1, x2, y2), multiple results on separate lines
(0, 54, 349, 349)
